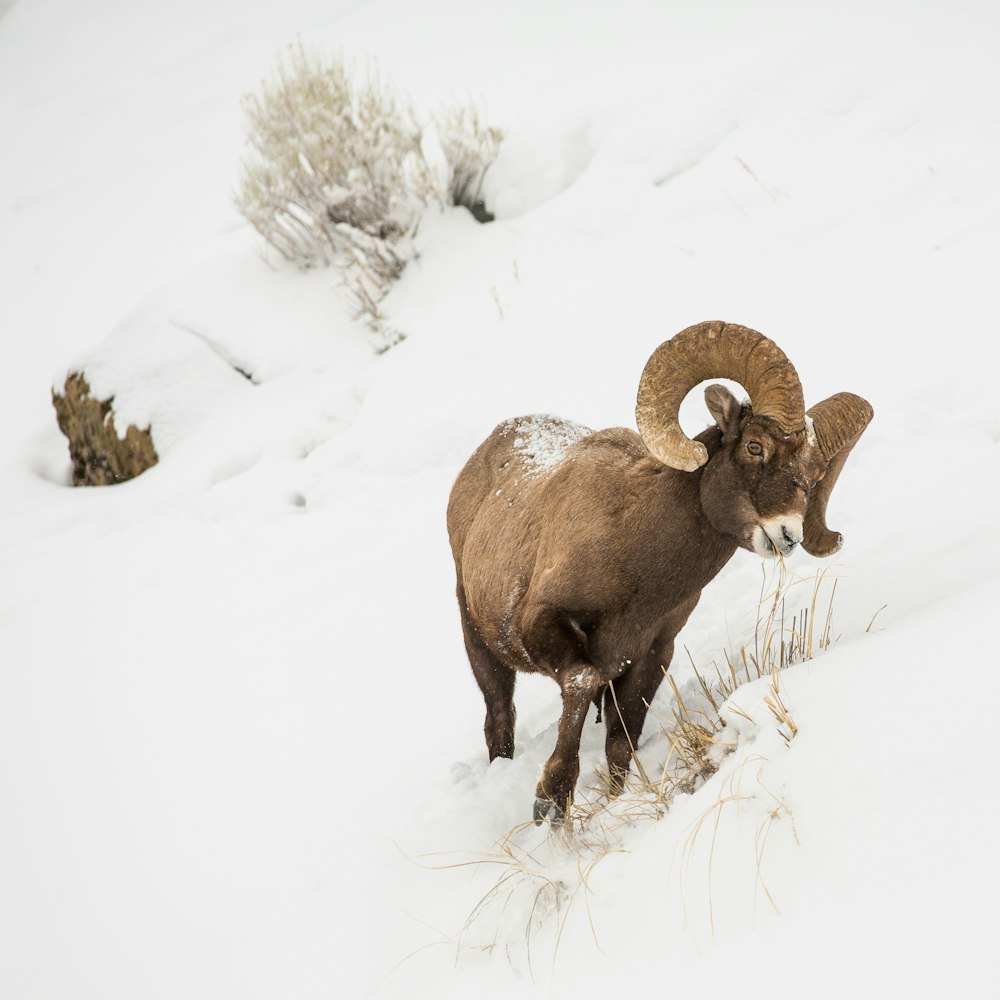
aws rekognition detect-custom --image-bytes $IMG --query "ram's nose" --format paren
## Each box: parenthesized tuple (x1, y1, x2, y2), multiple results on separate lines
(754, 516, 804, 558)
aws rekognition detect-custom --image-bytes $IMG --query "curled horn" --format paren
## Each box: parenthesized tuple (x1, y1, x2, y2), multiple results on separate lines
(636, 320, 806, 471)
(802, 393, 874, 557)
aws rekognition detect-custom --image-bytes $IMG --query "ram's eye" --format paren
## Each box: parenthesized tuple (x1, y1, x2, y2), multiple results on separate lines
(746, 441, 763, 457)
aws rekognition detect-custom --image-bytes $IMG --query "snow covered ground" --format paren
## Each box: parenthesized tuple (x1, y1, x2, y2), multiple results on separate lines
(2, 1, 999, 997)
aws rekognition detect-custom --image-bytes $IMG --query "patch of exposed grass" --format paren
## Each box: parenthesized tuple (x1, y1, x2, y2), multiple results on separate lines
(581, 563, 837, 822)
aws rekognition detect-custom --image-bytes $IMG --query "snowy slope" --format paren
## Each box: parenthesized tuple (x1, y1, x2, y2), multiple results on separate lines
(1, 1, 999, 998)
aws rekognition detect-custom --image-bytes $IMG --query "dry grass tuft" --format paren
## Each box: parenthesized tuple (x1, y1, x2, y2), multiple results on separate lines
(413, 817, 621, 977)
(763, 668, 798, 743)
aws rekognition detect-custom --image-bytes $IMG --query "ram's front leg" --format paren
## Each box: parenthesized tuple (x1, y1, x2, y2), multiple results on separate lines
(533, 664, 602, 824)
(604, 651, 670, 795)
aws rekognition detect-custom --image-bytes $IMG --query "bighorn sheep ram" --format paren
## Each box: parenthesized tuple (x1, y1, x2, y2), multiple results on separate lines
(447, 320, 873, 823)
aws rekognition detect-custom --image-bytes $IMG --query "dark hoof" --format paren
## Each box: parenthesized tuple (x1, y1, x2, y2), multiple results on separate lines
(533, 797, 566, 826)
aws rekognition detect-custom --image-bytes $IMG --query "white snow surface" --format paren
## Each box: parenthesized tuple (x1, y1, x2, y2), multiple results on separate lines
(2, 1, 999, 997)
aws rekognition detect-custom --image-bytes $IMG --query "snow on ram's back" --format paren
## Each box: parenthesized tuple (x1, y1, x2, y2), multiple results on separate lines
(1, 1, 998, 998)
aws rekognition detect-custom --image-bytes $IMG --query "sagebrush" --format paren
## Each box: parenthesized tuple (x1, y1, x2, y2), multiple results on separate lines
(237, 45, 501, 335)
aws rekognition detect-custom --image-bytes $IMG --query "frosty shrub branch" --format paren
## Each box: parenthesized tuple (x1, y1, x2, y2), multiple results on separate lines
(236, 45, 502, 334)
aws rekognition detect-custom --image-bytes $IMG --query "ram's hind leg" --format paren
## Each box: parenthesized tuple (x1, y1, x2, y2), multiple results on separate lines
(459, 593, 516, 761)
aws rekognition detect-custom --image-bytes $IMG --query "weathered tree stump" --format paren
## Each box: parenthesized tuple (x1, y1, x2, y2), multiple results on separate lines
(52, 373, 158, 486)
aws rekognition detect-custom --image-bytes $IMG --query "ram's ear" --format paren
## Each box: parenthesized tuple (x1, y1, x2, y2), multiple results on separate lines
(704, 384, 744, 441)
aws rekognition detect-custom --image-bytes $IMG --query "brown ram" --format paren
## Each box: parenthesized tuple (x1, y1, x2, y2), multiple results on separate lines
(447, 320, 872, 823)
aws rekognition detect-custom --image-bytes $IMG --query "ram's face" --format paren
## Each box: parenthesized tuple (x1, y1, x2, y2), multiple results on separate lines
(699, 387, 826, 558)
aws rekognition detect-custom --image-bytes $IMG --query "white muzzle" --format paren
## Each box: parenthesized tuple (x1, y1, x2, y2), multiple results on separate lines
(752, 516, 804, 558)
